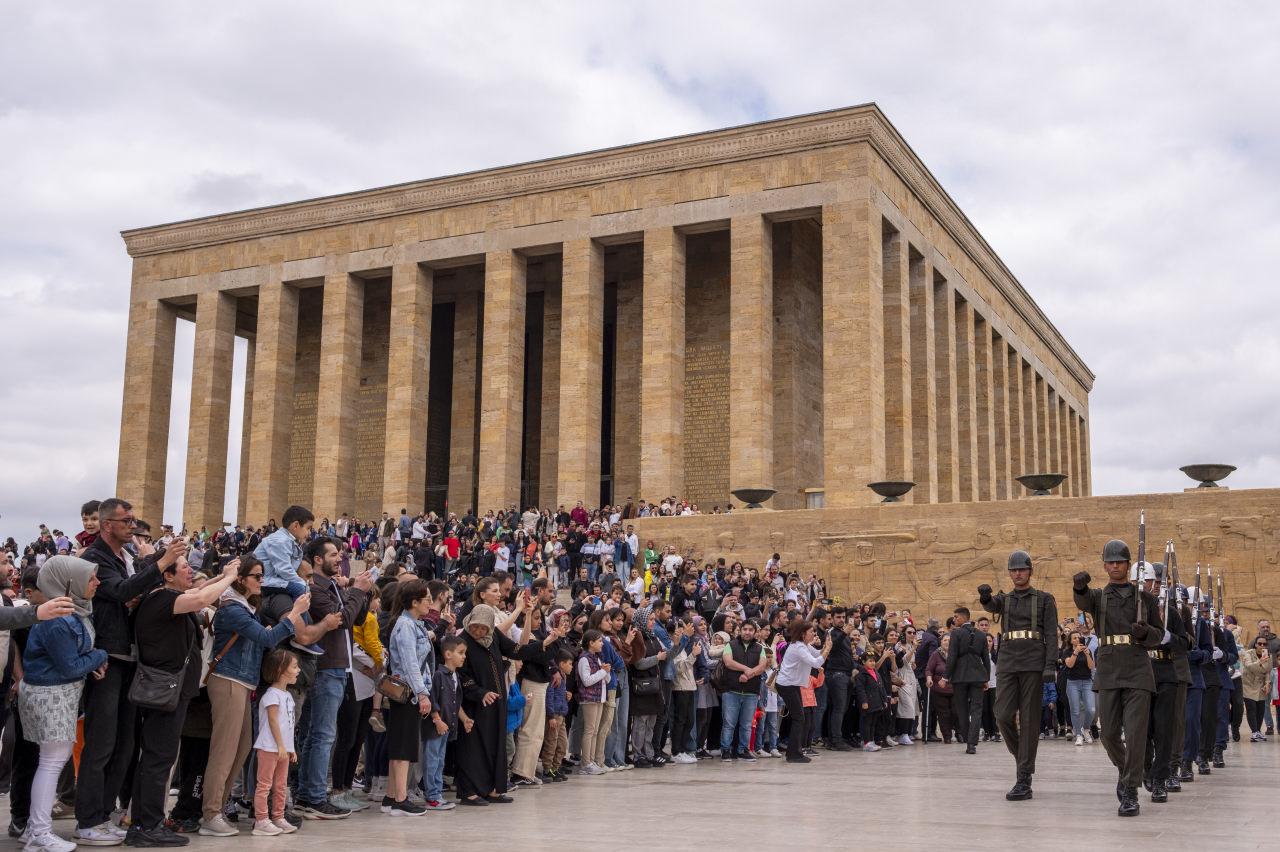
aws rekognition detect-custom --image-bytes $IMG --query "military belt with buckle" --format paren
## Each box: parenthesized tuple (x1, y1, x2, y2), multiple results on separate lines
(1103, 635, 1132, 646)
(1148, 650, 1170, 661)
(1003, 630, 1042, 641)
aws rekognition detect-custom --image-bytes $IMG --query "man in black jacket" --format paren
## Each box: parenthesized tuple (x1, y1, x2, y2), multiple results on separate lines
(946, 606, 992, 754)
(76, 497, 186, 844)
(824, 607, 855, 751)
(915, 619, 941, 740)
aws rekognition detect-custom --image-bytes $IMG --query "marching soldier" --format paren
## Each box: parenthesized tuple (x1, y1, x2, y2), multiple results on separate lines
(1210, 604, 1239, 767)
(1140, 562, 1187, 802)
(1073, 539, 1164, 817)
(978, 550, 1058, 801)
(1179, 588, 1212, 780)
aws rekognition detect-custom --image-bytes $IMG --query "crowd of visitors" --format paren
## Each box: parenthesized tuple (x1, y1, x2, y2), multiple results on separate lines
(1, 498, 1277, 848)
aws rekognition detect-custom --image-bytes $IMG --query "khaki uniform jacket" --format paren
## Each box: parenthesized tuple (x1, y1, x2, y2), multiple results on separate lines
(981, 587, 1058, 677)
(1073, 582, 1163, 692)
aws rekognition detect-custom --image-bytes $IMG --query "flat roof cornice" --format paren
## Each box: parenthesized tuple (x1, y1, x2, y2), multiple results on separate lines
(120, 103, 1093, 387)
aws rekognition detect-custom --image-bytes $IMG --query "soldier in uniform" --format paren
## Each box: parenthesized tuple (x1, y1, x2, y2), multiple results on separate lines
(977, 550, 1058, 801)
(1179, 588, 1212, 781)
(1073, 539, 1164, 817)
(1210, 604, 1239, 767)
(1139, 562, 1187, 802)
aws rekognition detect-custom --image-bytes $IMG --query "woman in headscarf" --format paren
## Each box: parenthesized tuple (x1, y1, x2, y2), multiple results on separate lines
(626, 604, 666, 766)
(693, 616, 720, 757)
(20, 556, 108, 852)
(455, 599, 564, 804)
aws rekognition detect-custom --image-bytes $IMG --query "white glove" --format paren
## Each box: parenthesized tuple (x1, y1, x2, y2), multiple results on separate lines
(1161, 630, 1172, 646)
(1212, 647, 1224, 661)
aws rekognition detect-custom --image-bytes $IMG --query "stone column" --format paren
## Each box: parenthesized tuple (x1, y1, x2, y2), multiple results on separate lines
(1007, 346, 1025, 499)
(822, 199, 885, 507)
(383, 261, 434, 514)
(1055, 395, 1067, 489)
(882, 225, 913, 491)
(1047, 389, 1061, 476)
(448, 288, 481, 513)
(245, 274, 296, 525)
(1066, 407, 1080, 497)
(640, 227, 686, 502)
(933, 272, 959, 502)
(1022, 363, 1040, 480)
(312, 268, 364, 521)
(975, 315, 995, 501)
(556, 238, 605, 506)
(729, 214, 774, 496)
(1081, 415, 1092, 495)
(909, 253, 937, 503)
(992, 334, 1010, 500)
(237, 338, 255, 525)
(183, 289, 237, 531)
(116, 298, 177, 527)
(954, 297, 978, 502)
(1036, 376, 1051, 473)
(477, 250, 526, 513)
(538, 281, 562, 508)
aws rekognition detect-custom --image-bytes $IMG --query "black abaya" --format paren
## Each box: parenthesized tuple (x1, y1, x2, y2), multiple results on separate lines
(456, 630, 544, 798)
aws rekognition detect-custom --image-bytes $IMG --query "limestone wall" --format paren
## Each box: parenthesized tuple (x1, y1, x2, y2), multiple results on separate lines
(633, 488, 1280, 625)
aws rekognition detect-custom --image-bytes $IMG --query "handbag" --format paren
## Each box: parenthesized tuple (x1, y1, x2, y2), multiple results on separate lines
(632, 673, 660, 695)
(375, 671, 413, 704)
(129, 607, 198, 713)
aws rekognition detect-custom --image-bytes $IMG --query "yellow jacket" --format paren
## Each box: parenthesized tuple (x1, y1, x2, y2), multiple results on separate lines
(354, 610, 385, 668)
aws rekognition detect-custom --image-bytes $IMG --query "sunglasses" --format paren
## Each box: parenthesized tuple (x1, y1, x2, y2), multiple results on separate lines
(247, 573, 264, 580)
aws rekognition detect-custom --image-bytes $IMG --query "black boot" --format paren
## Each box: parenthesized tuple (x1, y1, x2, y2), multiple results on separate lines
(1118, 787, 1140, 817)
(1151, 780, 1168, 803)
(1115, 780, 1126, 802)
(1196, 758, 1211, 775)
(1178, 760, 1194, 782)
(1006, 773, 1033, 801)
(1211, 748, 1225, 768)
(1142, 774, 1153, 792)
(1165, 775, 1182, 792)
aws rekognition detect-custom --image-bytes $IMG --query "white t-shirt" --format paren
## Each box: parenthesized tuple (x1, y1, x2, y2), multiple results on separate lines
(254, 687, 297, 753)
(496, 545, 511, 572)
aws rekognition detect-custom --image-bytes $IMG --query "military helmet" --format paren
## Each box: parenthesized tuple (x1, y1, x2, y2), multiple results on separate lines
(1007, 550, 1033, 571)
(1151, 562, 1166, 581)
(1131, 561, 1157, 582)
(1102, 539, 1131, 563)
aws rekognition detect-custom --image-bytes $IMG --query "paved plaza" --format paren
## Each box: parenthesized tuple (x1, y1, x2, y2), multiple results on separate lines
(8, 738, 1271, 852)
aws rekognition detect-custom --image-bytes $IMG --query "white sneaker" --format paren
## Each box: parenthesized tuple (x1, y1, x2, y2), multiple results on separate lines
(1075, 735, 1084, 746)
(863, 743, 881, 752)
(898, 735, 913, 745)
(251, 820, 283, 836)
(1083, 734, 1093, 744)
(578, 763, 605, 775)
(198, 814, 239, 837)
(75, 824, 124, 846)
(24, 832, 76, 852)
(272, 819, 298, 834)
(672, 752, 697, 764)
(769, 749, 783, 758)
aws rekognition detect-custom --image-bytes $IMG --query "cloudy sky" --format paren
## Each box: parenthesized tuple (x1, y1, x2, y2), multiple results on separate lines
(3, 1, 1278, 541)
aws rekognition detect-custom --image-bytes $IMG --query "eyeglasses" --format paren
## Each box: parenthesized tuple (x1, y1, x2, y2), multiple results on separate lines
(247, 573, 264, 580)
(103, 516, 137, 527)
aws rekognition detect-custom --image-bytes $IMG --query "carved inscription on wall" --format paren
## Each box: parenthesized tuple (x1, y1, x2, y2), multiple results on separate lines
(682, 232, 730, 509)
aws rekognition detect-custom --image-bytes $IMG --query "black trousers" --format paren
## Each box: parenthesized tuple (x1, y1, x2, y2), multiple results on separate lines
(1099, 687, 1151, 789)
(671, 691, 695, 757)
(825, 671, 851, 743)
(859, 708, 881, 745)
(169, 735, 210, 822)
(1170, 682, 1188, 765)
(952, 682, 985, 747)
(981, 688, 997, 736)
(1229, 687, 1244, 738)
(131, 697, 192, 830)
(995, 671, 1042, 778)
(1245, 698, 1267, 734)
(76, 658, 137, 830)
(1199, 683, 1220, 760)
(331, 679, 368, 789)
(1144, 680, 1178, 782)
(931, 692, 954, 741)
(652, 679, 673, 754)
(777, 686, 806, 758)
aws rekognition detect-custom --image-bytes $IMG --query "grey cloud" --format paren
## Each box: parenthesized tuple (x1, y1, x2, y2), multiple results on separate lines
(3, 1, 1279, 540)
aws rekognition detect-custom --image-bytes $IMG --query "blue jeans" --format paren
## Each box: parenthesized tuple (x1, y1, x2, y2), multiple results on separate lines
(297, 668, 346, 804)
(421, 735, 448, 801)
(719, 691, 756, 754)
(760, 711, 780, 751)
(605, 669, 630, 766)
(1182, 687, 1203, 761)
(1066, 679, 1095, 737)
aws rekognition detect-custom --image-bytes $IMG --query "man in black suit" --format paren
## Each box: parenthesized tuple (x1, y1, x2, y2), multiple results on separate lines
(946, 606, 992, 754)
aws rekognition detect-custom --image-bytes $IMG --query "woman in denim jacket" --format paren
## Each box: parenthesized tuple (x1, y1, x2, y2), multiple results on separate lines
(384, 579, 435, 815)
(200, 557, 309, 836)
(20, 556, 109, 852)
